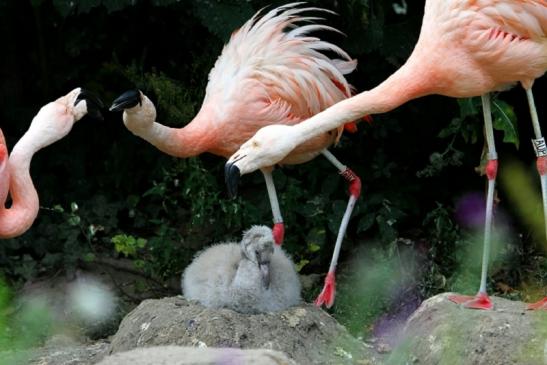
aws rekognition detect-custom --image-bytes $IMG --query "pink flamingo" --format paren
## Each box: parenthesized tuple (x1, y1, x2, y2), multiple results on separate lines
(0, 131, 9, 209)
(109, 3, 366, 307)
(0, 88, 102, 238)
(226, 0, 547, 310)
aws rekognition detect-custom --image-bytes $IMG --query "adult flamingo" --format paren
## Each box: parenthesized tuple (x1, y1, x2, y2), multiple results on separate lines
(226, 0, 547, 310)
(110, 3, 365, 306)
(0, 88, 102, 238)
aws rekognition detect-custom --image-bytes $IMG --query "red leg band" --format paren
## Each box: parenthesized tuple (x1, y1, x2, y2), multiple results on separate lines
(537, 156, 547, 176)
(272, 222, 285, 245)
(340, 168, 361, 198)
(486, 159, 498, 181)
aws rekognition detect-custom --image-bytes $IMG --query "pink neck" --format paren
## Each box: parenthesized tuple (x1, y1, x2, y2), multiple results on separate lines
(0, 133, 40, 238)
(293, 56, 433, 143)
(130, 110, 213, 158)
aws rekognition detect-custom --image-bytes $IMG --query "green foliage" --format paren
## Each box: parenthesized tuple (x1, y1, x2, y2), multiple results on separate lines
(112, 234, 147, 257)
(0, 281, 52, 365)
(418, 95, 519, 178)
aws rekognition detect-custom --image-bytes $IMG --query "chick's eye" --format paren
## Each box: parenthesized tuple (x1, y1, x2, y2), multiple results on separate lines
(252, 140, 259, 148)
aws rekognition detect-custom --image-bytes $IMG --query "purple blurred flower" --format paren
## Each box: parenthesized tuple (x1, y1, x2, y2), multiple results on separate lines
(455, 192, 486, 229)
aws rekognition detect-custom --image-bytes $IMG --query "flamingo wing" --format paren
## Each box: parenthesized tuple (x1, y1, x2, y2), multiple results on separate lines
(204, 3, 358, 138)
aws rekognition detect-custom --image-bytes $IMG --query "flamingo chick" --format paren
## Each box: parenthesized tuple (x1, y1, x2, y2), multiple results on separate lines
(226, 0, 547, 310)
(0, 88, 102, 238)
(182, 225, 301, 314)
(110, 3, 365, 308)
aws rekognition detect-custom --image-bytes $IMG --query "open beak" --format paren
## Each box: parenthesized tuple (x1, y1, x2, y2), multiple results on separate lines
(259, 261, 271, 289)
(109, 89, 142, 112)
(224, 161, 241, 198)
(75, 89, 104, 120)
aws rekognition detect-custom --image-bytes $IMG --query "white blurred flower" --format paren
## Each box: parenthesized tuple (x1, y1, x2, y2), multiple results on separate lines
(68, 277, 116, 323)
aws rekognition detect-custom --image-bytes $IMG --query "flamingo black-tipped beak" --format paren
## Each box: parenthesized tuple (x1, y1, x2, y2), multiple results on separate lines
(225, 161, 241, 198)
(75, 89, 104, 120)
(109, 89, 142, 112)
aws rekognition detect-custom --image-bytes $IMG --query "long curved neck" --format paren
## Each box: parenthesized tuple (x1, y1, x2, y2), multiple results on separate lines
(0, 131, 41, 238)
(126, 108, 214, 158)
(292, 55, 434, 144)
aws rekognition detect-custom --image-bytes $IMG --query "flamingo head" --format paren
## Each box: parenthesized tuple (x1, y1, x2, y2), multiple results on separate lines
(110, 90, 156, 133)
(225, 124, 299, 197)
(240, 225, 275, 289)
(27, 88, 103, 149)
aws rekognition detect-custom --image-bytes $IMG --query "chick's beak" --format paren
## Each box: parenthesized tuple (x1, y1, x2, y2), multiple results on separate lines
(259, 261, 271, 289)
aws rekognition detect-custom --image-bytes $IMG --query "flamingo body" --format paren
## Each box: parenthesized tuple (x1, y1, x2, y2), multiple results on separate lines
(114, 4, 357, 165)
(226, 0, 547, 309)
(227, 0, 547, 171)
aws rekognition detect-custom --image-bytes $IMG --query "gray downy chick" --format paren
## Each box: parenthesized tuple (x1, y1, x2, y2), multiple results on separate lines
(182, 225, 301, 314)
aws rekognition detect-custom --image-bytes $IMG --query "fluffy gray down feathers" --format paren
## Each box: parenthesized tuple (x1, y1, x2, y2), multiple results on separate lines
(182, 225, 301, 314)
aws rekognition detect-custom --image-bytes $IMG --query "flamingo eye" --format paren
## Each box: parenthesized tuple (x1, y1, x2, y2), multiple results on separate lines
(252, 140, 260, 148)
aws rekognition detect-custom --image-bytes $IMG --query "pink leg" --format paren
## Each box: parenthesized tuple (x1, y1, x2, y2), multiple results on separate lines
(261, 168, 284, 245)
(315, 150, 361, 308)
(449, 94, 495, 310)
(526, 88, 547, 311)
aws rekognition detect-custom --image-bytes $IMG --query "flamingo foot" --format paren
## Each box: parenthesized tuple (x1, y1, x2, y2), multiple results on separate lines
(527, 297, 547, 310)
(448, 292, 493, 310)
(272, 223, 285, 245)
(314, 271, 336, 308)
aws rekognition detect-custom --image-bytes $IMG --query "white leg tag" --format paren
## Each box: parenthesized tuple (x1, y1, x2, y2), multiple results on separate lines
(532, 138, 547, 157)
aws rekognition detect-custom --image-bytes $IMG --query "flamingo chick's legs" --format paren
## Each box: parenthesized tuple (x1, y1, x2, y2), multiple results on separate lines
(315, 149, 361, 308)
(449, 94, 496, 311)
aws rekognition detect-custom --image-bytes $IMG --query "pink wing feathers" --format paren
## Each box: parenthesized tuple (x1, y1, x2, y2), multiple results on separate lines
(204, 3, 360, 137)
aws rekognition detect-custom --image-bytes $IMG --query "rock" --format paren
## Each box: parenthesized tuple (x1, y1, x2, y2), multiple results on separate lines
(388, 293, 547, 365)
(26, 334, 109, 365)
(96, 346, 297, 365)
(108, 296, 383, 365)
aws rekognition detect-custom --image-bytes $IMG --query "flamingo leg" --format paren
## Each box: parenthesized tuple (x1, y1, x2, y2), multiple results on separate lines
(525, 88, 547, 311)
(314, 149, 361, 308)
(261, 168, 285, 245)
(449, 93, 496, 310)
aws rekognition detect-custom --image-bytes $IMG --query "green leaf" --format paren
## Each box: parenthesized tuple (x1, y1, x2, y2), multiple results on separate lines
(308, 243, 321, 253)
(82, 253, 96, 262)
(295, 259, 310, 273)
(458, 98, 479, 119)
(492, 99, 519, 149)
(357, 213, 375, 233)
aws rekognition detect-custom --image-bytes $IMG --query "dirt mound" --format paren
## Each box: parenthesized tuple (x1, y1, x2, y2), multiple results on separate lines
(108, 296, 384, 365)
